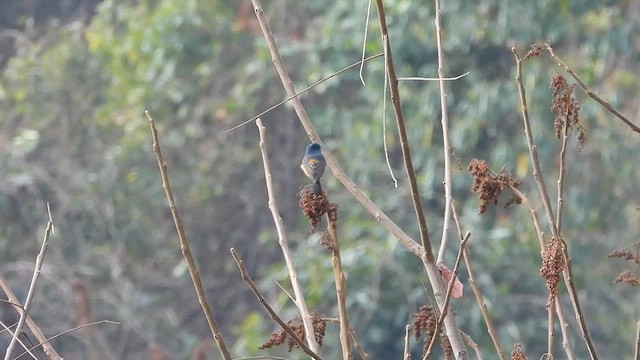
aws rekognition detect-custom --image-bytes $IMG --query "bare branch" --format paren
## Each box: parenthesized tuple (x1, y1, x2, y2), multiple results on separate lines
(145, 110, 232, 360)
(230, 249, 324, 360)
(255, 118, 319, 352)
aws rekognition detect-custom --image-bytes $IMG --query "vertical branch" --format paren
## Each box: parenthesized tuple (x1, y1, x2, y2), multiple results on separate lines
(450, 201, 506, 360)
(4, 205, 54, 360)
(373, 1, 468, 357)
(555, 297, 576, 360)
(423, 232, 470, 360)
(326, 214, 352, 360)
(230, 249, 324, 360)
(511, 48, 558, 236)
(255, 119, 319, 352)
(250, 0, 424, 260)
(634, 320, 640, 360)
(433, 0, 454, 264)
(547, 307, 555, 359)
(403, 324, 411, 360)
(556, 113, 570, 232)
(145, 111, 232, 360)
(561, 245, 599, 359)
(0, 275, 62, 360)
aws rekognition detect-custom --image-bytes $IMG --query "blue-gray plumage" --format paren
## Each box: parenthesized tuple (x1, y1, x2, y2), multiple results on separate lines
(300, 143, 326, 195)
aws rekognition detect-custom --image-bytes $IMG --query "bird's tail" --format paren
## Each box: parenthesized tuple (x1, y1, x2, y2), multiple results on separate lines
(313, 181, 323, 195)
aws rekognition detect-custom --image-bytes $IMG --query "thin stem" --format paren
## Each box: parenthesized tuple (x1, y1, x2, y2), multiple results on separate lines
(555, 297, 576, 360)
(459, 331, 483, 360)
(255, 119, 319, 352)
(450, 201, 506, 360)
(512, 48, 558, 237)
(222, 53, 383, 134)
(423, 232, 470, 360)
(230, 249, 324, 360)
(0, 275, 62, 359)
(556, 112, 570, 233)
(547, 306, 555, 359)
(634, 320, 640, 360)
(145, 111, 232, 360)
(434, 0, 454, 265)
(544, 43, 640, 134)
(326, 213, 352, 360)
(403, 325, 411, 360)
(249, 0, 424, 260)
(374, 1, 468, 357)
(561, 242, 599, 359)
(350, 328, 370, 360)
(4, 206, 53, 360)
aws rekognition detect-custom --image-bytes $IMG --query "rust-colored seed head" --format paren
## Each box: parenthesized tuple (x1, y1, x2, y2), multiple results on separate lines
(440, 334, 454, 360)
(540, 236, 566, 306)
(258, 315, 327, 351)
(550, 73, 586, 148)
(523, 42, 547, 60)
(299, 185, 330, 233)
(510, 343, 528, 360)
(468, 159, 520, 214)
(608, 241, 640, 286)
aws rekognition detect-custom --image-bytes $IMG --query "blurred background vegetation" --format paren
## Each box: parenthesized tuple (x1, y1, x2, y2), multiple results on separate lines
(0, 0, 638, 358)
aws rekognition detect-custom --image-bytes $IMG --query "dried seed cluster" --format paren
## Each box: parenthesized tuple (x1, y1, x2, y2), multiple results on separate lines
(298, 185, 331, 233)
(510, 343, 528, 360)
(468, 159, 520, 214)
(608, 241, 640, 287)
(550, 73, 586, 148)
(411, 305, 452, 359)
(540, 236, 566, 306)
(258, 314, 326, 351)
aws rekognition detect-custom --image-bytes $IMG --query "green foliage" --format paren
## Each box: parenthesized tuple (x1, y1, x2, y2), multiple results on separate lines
(0, 0, 638, 358)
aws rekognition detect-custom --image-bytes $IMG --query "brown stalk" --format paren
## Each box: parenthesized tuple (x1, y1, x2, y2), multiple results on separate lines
(556, 110, 569, 233)
(433, 0, 454, 265)
(249, 0, 423, 260)
(450, 201, 506, 360)
(145, 111, 232, 360)
(512, 49, 599, 360)
(4, 206, 54, 360)
(325, 210, 352, 360)
(512, 48, 558, 237)
(544, 43, 640, 134)
(403, 324, 411, 360)
(230, 249, 324, 360)
(350, 328, 370, 360)
(373, 0, 468, 357)
(635, 320, 640, 360)
(423, 232, 470, 359)
(255, 119, 319, 352)
(0, 278, 62, 360)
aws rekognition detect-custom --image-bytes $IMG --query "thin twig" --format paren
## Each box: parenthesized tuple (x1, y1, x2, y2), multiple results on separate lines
(5, 205, 54, 360)
(403, 324, 411, 360)
(505, 180, 576, 360)
(547, 306, 555, 359)
(359, 0, 372, 85)
(555, 297, 576, 360)
(450, 201, 506, 360)
(0, 275, 62, 360)
(634, 320, 640, 360)
(423, 232, 470, 360)
(512, 48, 558, 237)
(349, 328, 370, 360)
(230, 249, 324, 360)
(14, 320, 120, 360)
(255, 118, 319, 352)
(145, 110, 232, 360)
(326, 213, 352, 360)
(222, 53, 383, 134)
(374, 0, 468, 357)
(0, 321, 40, 360)
(556, 109, 570, 233)
(561, 242, 599, 359)
(397, 72, 469, 81)
(434, 0, 453, 265)
(382, 34, 398, 188)
(459, 331, 483, 360)
(249, 0, 424, 259)
(544, 43, 640, 134)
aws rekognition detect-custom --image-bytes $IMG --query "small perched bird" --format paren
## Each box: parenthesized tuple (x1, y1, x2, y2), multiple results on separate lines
(300, 143, 326, 195)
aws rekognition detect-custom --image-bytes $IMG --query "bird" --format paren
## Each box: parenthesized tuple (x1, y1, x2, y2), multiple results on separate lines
(300, 143, 326, 195)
